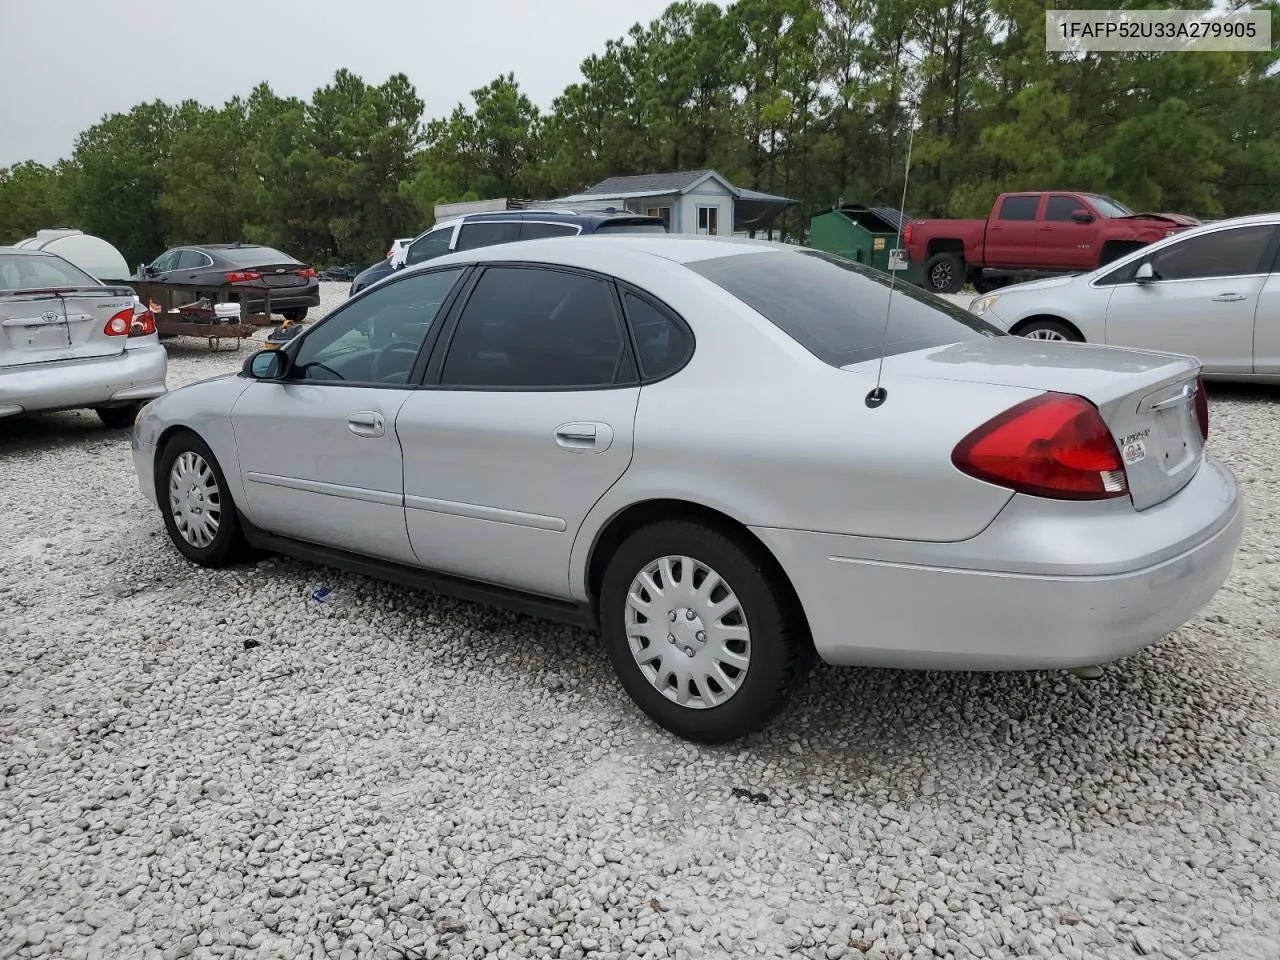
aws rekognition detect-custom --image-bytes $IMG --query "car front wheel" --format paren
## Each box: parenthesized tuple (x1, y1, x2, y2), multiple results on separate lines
(157, 431, 251, 567)
(599, 520, 814, 743)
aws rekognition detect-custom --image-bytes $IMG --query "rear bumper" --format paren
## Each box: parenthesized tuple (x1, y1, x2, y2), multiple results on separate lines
(0, 342, 168, 417)
(751, 456, 1244, 670)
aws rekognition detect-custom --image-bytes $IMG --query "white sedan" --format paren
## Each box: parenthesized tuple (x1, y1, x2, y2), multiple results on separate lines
(969, 213, 1280, 383)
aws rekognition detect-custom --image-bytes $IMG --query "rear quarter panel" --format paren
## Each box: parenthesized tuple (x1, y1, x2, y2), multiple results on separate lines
(907, 219, 987, 264)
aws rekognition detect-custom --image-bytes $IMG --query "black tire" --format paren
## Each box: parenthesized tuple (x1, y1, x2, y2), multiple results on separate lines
(157, 431, 252, 567)
(599, 520, 815, 743)
(1017, 318, 1084, 343)
(96, 403, 141, 429)
(971, 276, 1006, 294)
(280, 308, 308, 322)
(924, 252, 965, 294)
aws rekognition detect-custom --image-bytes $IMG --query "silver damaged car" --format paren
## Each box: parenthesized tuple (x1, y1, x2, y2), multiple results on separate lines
(2, 247, 167, 426)
(131, 235, 1244, 742)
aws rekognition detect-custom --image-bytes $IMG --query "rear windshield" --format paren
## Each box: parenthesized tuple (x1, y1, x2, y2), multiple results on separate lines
(686, 248, 1003, 367)
(219, 246, 299, 266)
(594, 221, 668, 235)
(0, 252, 100, 292)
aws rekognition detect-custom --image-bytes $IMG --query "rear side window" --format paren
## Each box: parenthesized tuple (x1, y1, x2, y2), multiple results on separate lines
(997, 196, 1040, 221)
(520, 222, 579, 240)
(455, 221, 522, 251)
(687, 249, 1002, 368)
(0, 253, 99, 292)
(622, 292, 692, 380)
(440, 267, 625, 388)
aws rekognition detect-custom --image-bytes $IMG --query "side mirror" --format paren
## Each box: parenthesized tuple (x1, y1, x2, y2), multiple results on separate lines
(1071, 209, 1095, 224)
(243, 349, 289, 380)
(1134, 262, 1156, 284)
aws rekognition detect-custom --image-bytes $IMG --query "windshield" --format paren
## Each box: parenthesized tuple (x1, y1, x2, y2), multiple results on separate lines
(0, 252, 100, 292)
(687, 248, 1003, 368)
(1087, 195, 1133, 217)
(219, 246, 300, 266)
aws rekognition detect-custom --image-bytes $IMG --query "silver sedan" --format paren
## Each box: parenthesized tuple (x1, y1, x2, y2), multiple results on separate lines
(2, 247, 167, 426)
(130, 235, 1243, 742)
(969, 213, 1280, 383)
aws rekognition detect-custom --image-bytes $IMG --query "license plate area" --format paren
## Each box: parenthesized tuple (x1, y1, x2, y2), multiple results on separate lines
(3, 316, 69, 351)
(1153, 404, 1198, 473)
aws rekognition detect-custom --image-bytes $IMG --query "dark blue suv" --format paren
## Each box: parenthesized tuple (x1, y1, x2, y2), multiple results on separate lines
(349, 210, 668, 295)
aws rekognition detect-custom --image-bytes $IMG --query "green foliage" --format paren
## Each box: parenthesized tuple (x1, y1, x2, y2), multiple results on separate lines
(4, 2, 1279, 258)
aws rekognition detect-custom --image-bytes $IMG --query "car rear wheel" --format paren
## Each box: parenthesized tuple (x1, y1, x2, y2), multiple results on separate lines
(1018, 318, 1084, 342)
(924, 252, 965, 294)
(599, 520, 814, 743)
(96, 404, 141, 429)
(158, 432, 251, 567)
(280, 308, 308, 322)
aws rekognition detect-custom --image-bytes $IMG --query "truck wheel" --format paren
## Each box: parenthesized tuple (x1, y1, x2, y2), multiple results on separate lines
(924, 252, 965, 294)
(1017, 318, 1084, 343)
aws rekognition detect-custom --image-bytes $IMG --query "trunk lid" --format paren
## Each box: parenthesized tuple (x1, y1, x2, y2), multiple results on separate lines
(860, 337, 1206, 511)
(256, 263, 311, 289)
(0, 286, 135, 367)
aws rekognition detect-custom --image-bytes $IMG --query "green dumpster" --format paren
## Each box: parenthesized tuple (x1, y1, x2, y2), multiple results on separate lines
(808, 205, 921, 285)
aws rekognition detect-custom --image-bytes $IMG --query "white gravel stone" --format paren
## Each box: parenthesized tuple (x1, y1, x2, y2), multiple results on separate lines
(2, 279, 1279, 959)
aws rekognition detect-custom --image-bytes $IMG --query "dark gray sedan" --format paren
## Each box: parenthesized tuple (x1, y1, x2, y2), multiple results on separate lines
(139, 243, 320, 321)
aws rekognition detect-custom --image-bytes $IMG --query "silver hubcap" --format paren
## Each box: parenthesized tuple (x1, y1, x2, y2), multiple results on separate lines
(624, 556, 750, 709)
(1024, 328, 1068, 341)
(168, 451, 221, 548)
(931, 263, 952, 287)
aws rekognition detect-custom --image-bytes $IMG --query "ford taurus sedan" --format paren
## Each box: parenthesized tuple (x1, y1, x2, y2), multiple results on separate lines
(2, 247, 166, 427)
(131, 235, 1243, 742)
(969, 213, 1280, 382)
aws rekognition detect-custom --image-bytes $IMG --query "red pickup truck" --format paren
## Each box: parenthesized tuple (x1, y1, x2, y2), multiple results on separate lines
(904, 192, 1199, 294)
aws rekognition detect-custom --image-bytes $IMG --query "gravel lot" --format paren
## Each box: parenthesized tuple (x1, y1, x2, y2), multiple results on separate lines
(2, 281, 1279, 960)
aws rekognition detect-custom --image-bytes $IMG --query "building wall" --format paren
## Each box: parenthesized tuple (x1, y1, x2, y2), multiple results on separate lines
(679, 182, 735, 237)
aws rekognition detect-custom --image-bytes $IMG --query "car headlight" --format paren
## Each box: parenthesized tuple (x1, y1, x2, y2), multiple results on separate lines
(970, 294, 999, 316)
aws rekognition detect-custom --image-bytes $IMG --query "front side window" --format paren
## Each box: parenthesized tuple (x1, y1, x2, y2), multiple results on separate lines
(1045, 196, 1085, 222)
(289, 268, 465, 384)
(997, 195, 1040, 221)
(1148, 225, 1276, 281)
(687, 249, 1002, 368)
(150, 250, 181, 273)
(440, 267, 625, 388)
(455, 221, 522, 252)
(405, 227, 454, 266)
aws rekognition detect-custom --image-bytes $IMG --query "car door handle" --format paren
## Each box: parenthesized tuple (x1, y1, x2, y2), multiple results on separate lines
(555, 421, 613, 453)
(347, 411, 385, 438)
(1212, 293, 1247, 302)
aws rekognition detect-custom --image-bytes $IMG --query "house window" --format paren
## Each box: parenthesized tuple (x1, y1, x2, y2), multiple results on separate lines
(697, 206, 719, 236)
(646, 206, 672, 230)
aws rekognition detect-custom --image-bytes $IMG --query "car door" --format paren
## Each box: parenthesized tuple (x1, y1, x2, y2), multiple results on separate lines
(984, 194, 1042, 267)
(229, 266, 469, 563)
(1255, 239, 1280, 374)
(400, 224, 457, 270)
(1036, 194, 1098, 271)
(396, 264, 640, 598)
(1101, 223, 1277, 375)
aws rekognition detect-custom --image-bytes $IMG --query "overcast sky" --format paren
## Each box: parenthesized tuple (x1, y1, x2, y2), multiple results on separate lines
(0, 0, 718, 168)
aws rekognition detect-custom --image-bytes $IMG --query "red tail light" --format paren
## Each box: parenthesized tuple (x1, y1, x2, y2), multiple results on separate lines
(952, 392, 1129, 500)
(297, 267, 317, 278)
(226, 271, 262, 284)
(904, 223, 913, 246)
(386, 247, 394, 258)
(1194, 377, 1209, 441)
(129, 310, 157, 337)
(104, 308, 132, 336)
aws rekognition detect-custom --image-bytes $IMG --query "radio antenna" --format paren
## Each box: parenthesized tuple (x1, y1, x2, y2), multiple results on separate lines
(865, 95, 916, 410)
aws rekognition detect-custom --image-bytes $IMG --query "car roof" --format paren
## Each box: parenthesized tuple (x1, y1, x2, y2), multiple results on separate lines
(445, 210, 664, 226)
(0, 246, 58, 257)
(408, 233, 787, 273)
